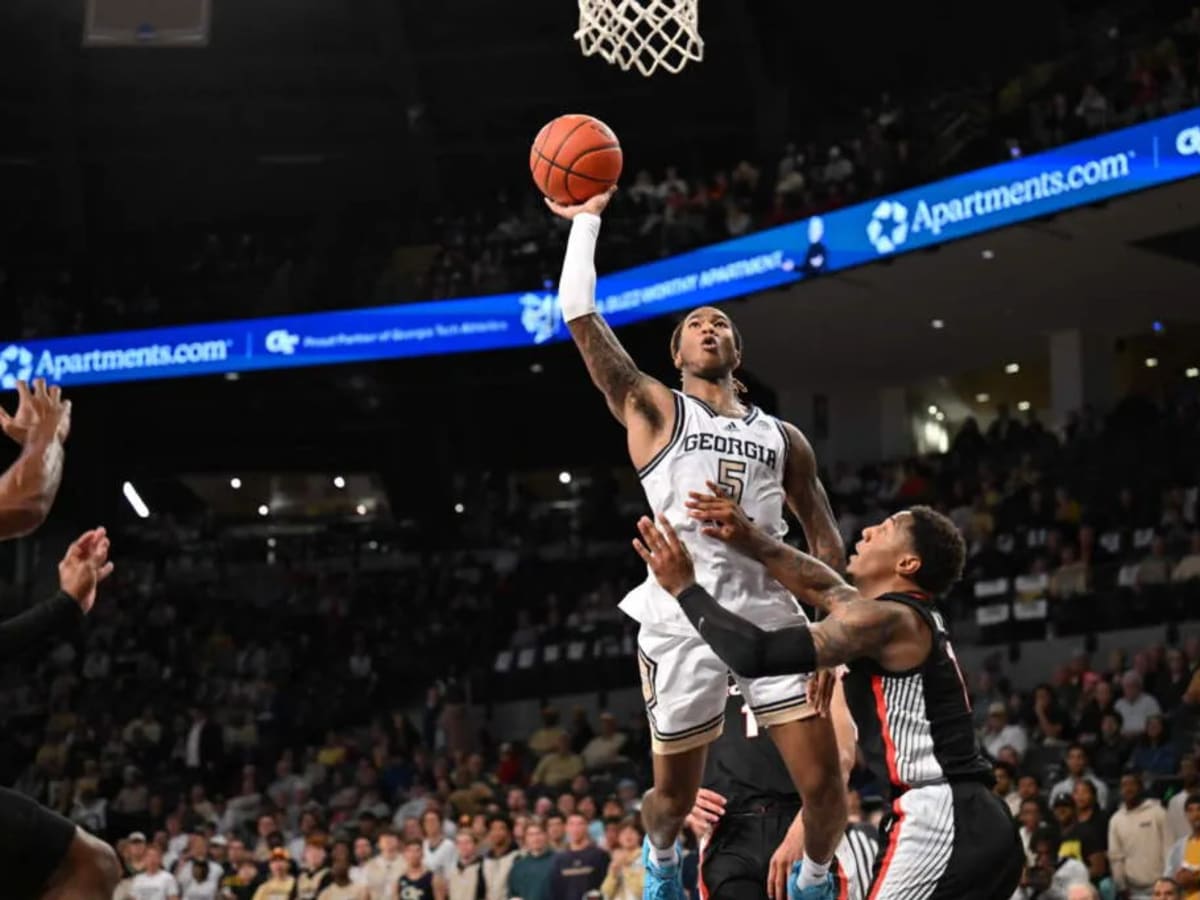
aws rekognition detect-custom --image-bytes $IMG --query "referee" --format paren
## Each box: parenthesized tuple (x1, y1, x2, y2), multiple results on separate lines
(686, 675, 877, 900)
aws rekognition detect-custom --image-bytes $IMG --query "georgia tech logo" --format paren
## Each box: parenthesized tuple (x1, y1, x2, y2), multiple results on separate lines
(1177, 125, 1200, 157)
(519, 293, 560, 345)
(264, 330, 300, 355)
(867, 199, 909, 254)
(0, 345, 34, 389)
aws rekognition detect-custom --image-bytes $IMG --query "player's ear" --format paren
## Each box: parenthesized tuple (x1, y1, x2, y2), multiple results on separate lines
(895, 551, 921, 579)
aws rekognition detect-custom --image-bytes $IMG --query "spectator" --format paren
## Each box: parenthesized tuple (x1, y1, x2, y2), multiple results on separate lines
(397, 837, 441, 900)
(1152, 878, 1181, 900)
(1108, 772, 1170, 900)
(1171, 533, 1200, 583)
(423, 810, 458, 880)
(1093, 712, 1133, 781)
(1160, 650, 1194, 712)
(1169, 757, 1200, 844)
(1117, 672, 1164, 738)
(1031, 683, 1072, 744)
(528, 709, 567, 758)
(1076, 83, 1110, 131)
(132, 846, 181, 900)
(295, 842, 332, 900)
(600, 820, 645, 900)
(349, 837, 373, 886)
(252, 849, 296, 900)
(1017, 798, 1049, 864)
(1132, 716, 1181, 778)
(185, 706, 225, 789)
(219, 859, 262, 900)
(530, 734, 585, 790)
(995, 762, 1021, 816)
(483, 815, 518, 900)
(1138, 537, 1173, 589)
(1014, 828, 1090, 899)
(1050, 545, 1090, 598)
(509, 821, 555, 900)
(1064, 780, 1109, 885)
(582, 713, 627, 770)
(545, 813, 567, 852)
(548, 814, 608, 900)
(1079, 680, 1118, 744)
(364, 830, 405, 900)
(1163, 794, 1200, 900)
(1067, 885, 1100, 900)
(1051, 745, 1111, 811)
(317, 848, 369, 900)
(448, 831, 485, 900)
(184, 859, 220, 900)
(983, 702, 1029, 761)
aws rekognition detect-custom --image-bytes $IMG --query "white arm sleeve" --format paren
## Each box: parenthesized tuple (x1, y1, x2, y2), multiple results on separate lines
(557, 213, 601, 323)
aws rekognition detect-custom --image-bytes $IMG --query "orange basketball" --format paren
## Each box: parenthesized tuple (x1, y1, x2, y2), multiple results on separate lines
(530, 114, 623, 206)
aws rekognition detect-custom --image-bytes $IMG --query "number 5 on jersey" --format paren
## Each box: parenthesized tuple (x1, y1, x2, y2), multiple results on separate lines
(716, 458, 746, 505)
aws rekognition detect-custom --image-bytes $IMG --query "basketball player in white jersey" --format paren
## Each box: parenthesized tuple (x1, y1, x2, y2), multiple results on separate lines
(546, 187, 847, 900)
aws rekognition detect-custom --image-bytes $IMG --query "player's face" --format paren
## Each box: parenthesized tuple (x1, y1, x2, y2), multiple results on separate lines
(847, 512, 918, 584)
(674, 308, 740, 380)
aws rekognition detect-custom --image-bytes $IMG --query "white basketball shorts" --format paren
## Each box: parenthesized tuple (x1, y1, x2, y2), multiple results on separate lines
(636, 624, 814, 755)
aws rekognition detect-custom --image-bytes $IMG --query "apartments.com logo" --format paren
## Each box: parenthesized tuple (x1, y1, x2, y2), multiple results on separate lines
(0, 339, 230, 385)
(865, 151, 1135, 253)
(1178, 125, 1200, 157)
(0, 345, 34, 389)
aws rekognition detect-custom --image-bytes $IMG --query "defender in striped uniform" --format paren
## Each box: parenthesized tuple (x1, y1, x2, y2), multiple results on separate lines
(687, 680, 878, 900)
(632, 500, 1025, 900)
(548, 189, 847, 900)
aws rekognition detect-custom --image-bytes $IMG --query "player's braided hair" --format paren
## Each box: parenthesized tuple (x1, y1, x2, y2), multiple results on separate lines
(904, 505, 967, 597)
(669, 316, 748, 395)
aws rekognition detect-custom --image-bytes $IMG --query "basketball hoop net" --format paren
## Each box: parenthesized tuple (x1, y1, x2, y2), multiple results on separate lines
(575, 0, 703, 77)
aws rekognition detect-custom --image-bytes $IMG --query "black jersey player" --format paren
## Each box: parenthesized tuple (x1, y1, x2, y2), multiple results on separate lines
(686, 679, 877, 900)
(632, 495, 1024, 900)
(0, 380, 122, 900)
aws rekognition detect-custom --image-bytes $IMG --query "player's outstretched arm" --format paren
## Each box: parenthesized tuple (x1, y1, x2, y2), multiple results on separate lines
(686, 483, 856, 614)
(0, 528, 112, 655)
(779, 422, 844, 573)
(547, 189, 675, 431)
(0, 379, 71, 539)
(633, 514, 914, 675)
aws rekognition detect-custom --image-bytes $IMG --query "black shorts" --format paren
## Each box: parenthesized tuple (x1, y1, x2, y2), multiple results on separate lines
(699, 805, 797, 900)
(0, 785, 77, 899)
(868, 781, 1023, 900)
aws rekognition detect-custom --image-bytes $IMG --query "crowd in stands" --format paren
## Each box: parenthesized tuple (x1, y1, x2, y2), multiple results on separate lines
(0, 386, 1189, 899)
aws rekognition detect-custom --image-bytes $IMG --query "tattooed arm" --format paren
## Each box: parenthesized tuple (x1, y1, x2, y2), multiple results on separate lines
(686, 485, 856, 614)
(634, 514, 926, 675)
(547, 189, 676, 432)
(779, 422, 845, 573)
(567, 315, 674, 428)
(679, 587, 916, 675)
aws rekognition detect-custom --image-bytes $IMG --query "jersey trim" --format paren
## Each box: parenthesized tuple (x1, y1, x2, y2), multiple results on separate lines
(637, 392, 686, 480)
(684, 394, 759, 424)
(867, 799, 906, 900)
(773, 419, 790, 472)
(872, 674, 908, 791)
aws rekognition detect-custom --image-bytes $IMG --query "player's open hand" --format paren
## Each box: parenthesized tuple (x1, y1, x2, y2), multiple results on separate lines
(58, 527, 114, 614)
(632, 514, 696, 597)
(0, 379, 71, 446)
(545, 185, 616, 220)
(685, 482, 763, 557)
(683, 788, 726, 840)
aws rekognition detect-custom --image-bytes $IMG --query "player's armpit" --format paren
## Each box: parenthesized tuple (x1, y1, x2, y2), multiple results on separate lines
(778, 421, 845, 573)
(567, 314, 675, 430)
